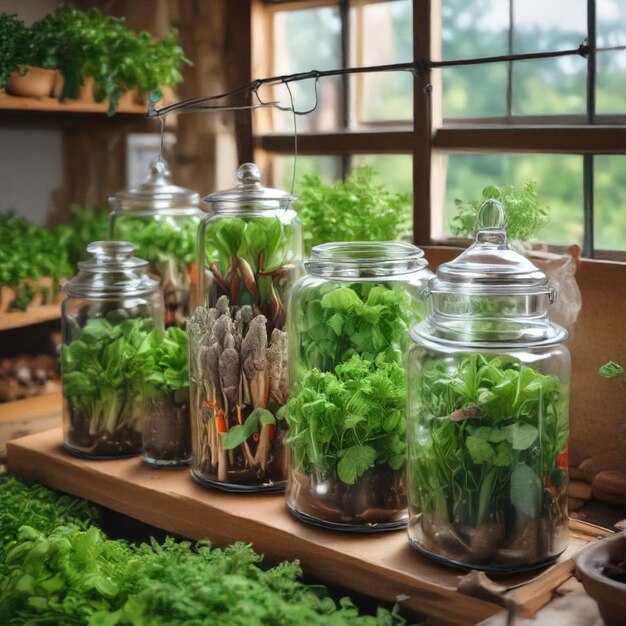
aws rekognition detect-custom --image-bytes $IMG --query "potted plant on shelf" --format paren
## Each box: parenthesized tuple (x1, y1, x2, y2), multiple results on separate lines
(0, 13, 58, 98)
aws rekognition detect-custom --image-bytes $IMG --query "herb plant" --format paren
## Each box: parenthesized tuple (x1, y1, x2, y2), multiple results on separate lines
(450, 182, 549, 242)
(0, 13, 30, 87)
(599, 361, 625, 379)
(408, 352, 569, 566)
(286, 279, 426, 527)
(1, 478, 406, 625)
(62, 314, 155, 457)
(137, 327, 191, 465)
(204, 216, 299, 332)
(297, 166, 411, 254)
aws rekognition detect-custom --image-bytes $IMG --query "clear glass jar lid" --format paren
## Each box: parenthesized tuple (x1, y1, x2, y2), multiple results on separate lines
(432, 199, 550, 296)
(64, 241, 160, 298)
(203, 162, 295, 211)
(305, 241, 428, 279)
(413, 200, 567, 347)
(109, 157, 200, 212)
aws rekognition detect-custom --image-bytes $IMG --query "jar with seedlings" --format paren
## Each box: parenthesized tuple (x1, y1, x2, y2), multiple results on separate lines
(286, 242, 432, 531)
(189, 163, 303, 491)
(61, 241, 163, 458)
(109, 157, 204, 328)
(407, 200, 570, 572)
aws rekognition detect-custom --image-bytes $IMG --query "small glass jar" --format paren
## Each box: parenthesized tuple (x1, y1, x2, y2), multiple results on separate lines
(285, 241, 432, 531)
(61, 241, 163, 458)
(189, 163, 303, 491)
(407, 200, 570, 572)
(109, 157, 204, 328)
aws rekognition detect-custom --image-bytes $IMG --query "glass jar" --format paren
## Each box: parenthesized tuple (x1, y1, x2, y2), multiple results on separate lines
(285, 241, 432, 531)
(189, 163, 303, 491)
(61, 241, 163, 458)
(407, 200, 570, 572)
(109, 157, 204, 328)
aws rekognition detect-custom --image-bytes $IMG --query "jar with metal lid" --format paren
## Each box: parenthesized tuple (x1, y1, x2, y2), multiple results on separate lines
(189, 162, 303, 491)
(285, 241, 432, 531)
(109, 157, 204, 328)
(407, 200, 570, 571)
(61, 241, 163, 458)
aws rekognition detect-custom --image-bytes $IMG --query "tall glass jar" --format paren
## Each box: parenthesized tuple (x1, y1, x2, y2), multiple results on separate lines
(189, 163, 303, 491)
(109, 157, 204, 328)
(286, 242, 432, 531)
(61, 241, 163, 458)
(407, 200, 570, 572)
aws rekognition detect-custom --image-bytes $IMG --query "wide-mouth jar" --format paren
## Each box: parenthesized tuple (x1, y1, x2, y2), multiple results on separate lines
(285, 240, 432, 531)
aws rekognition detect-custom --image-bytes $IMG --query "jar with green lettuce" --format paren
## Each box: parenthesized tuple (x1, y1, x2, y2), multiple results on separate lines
(189, 163, 302, 491)
(407, 200, 570, 572)
(285, 242, 431, 531)
(61, 241, 163, 458)
(109, 157, 204, 328)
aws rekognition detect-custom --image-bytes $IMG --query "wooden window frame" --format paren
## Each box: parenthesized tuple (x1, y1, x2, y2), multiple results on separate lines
(253, 0, 626, 261)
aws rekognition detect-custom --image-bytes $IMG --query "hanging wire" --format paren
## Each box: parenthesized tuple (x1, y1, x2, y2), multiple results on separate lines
(144, 38, 626, 119)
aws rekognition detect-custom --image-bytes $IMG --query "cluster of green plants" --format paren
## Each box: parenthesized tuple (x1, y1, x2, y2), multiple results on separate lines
(286, 355, 406, 485)
(288, 282, 420, 485)
(449, 182, 549, 242)
(0, 207, 109, 310)
(62, 314, 156, 437)
(0, 8, 189, 114)
(409, 353, 568, 532)
(297, 166, 411, 254)
(0, 476, 405, 625)
(113, 216, 198, 265)
(204, 216, 297, 330)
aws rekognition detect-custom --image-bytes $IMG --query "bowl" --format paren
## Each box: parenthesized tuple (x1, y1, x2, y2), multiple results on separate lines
(575, 531, 626, 626)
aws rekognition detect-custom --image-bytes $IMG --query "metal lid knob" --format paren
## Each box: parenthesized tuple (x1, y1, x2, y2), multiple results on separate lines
(237, 162, 262, 184)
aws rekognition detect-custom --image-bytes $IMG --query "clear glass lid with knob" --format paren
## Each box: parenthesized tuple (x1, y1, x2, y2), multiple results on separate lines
(413, 199, 567, 347)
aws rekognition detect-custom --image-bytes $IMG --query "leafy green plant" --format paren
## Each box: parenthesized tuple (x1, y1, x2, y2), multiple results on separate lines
(62, 314, 155, 454)
(297, 166, 411, 254)
(599, 360, 625, 379)
(0, 13, 30, 87)
(138, 327, 189, 396)
(204, 216, 298, 331)
(0, 478, 406, 626)
(450, 182, 549, 241)
(408, 353, 569, 564)
(286, 355, 406, 485)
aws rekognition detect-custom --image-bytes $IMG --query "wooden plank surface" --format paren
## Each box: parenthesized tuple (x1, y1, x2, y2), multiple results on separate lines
(0, 93, 146, 115)
(7, 428, 607, 626)
(0, 305, 61, 331)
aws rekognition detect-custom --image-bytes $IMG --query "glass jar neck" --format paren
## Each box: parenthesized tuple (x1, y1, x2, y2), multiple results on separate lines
(304, 241, 428, 279)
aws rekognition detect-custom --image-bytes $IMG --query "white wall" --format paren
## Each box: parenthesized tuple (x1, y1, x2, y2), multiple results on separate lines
(0, 0, 63, 225)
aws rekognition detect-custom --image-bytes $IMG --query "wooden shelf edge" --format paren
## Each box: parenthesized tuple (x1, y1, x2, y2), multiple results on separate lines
(0, 304, 61, 330)
(6, 428, 609, 626)
(0, 94, 147, 116)
(0, 390, 61, 424)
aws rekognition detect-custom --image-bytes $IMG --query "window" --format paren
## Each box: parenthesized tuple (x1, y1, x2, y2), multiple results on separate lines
(253, 0, 626, 258)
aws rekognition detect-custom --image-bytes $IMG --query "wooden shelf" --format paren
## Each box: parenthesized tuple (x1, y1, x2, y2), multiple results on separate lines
(7, 427, 611, 626)
(0, 93, 147, 116)
(0, 391, 61, 454)
(0, 304, 61, 331)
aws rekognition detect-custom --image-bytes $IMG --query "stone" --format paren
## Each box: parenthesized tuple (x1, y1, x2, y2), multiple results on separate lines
(568, 480, 592, 500)
(579, 451, 626, 484)
(591, 470, 626, 505)
(568, 497, 585, 512)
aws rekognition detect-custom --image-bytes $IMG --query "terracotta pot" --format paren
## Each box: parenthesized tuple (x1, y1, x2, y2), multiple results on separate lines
(6, 66, 57, 98)
(76, 76, 96, 103)
(576, 531, 626, 626)
(52, 70, 64, 99)
(118, 87, 145, 109)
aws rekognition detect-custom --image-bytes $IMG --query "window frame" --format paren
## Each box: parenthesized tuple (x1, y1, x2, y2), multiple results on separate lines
(253, 0, 626, 260)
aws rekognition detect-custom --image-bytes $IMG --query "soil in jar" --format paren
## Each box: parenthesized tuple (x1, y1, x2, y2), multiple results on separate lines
(143, 393, 191, 464)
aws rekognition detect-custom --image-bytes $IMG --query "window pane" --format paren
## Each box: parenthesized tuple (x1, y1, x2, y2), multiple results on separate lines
(349, 0, 413, 125)
(597, 0, 626, 114)
(271, 155, 342, 192)
(351, 154, 413, 196)
(271, 7, 342, 132)
(440, 153, 584, 246)
(442, 0, 509, 118)
(512, 0, 587, 115)
(594, 156, 626, 251)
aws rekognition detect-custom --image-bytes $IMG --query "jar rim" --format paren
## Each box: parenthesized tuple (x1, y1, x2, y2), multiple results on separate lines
(305, 241, 428, 278)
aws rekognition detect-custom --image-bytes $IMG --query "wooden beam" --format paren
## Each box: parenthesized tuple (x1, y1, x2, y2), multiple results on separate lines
(255, 130, 414, 154)
(433, 125, 626, 154)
